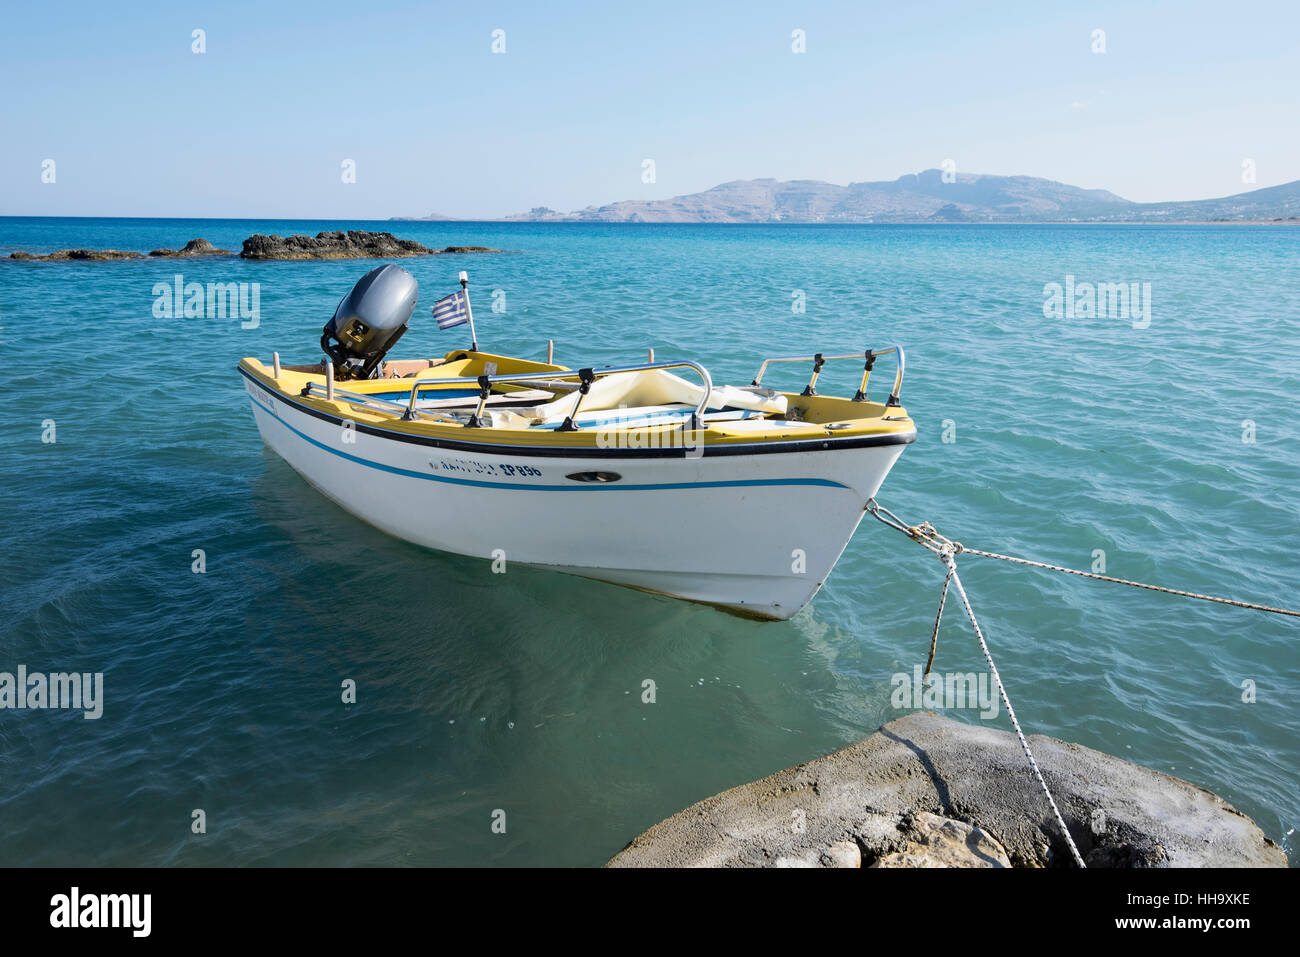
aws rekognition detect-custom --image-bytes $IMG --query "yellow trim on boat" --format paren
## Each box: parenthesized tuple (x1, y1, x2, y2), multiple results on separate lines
(239, 350, 914, 450)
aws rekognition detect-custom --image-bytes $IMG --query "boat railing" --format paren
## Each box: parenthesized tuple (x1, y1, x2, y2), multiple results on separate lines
(751, 346, 905, 406)
(299, 383, 461, 422)
(303, 360, 716, 431)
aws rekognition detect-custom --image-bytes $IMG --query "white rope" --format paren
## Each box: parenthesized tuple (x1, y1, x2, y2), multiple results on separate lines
(865, 496, 1300, 867)
(938, 547, 1086, 868)
(866, 499, 1300, 618)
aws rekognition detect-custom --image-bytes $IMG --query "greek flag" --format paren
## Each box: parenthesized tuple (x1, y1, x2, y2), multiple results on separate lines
(432, 290, 470, 330)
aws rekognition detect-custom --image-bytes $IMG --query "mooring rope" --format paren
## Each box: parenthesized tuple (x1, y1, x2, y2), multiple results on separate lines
(957, 547, 1300, 617)
(866, 497, 1300, 868)
(938, 547, 1086, 867)
(925, 562, 953, 679)
(866, 499, 1300, 618)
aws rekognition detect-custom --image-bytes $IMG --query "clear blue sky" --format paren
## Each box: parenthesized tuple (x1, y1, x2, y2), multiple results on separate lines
(2, 0, 1296, 218)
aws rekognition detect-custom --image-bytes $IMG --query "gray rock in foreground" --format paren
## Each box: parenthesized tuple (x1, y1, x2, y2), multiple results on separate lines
(607, 712, 1286, 868)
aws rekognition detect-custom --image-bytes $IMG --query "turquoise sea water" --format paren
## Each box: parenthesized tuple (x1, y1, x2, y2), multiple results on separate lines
(0, 218, 1296, 866)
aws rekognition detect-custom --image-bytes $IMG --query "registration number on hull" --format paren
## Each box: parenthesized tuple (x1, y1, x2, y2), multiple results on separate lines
(429, 458, 543, 479)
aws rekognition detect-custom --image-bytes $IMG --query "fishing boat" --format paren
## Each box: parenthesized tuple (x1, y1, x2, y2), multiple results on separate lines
(239, 266, 915, 619)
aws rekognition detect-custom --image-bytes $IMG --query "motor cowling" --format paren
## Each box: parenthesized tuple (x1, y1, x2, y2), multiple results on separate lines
(321, 264, 418, 379)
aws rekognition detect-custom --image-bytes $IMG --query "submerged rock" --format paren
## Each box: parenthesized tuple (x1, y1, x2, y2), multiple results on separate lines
(239, 230, 501, 260)
(606, 712, 1286, 868)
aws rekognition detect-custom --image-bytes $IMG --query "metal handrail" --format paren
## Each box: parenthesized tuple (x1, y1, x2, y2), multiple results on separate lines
(752, 346, 905, 406)
(395, 360, 715, 430)
(301, 383, 459, 422)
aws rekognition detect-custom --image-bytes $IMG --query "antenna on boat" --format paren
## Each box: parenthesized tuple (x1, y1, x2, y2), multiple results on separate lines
(460, 271, 479, 352)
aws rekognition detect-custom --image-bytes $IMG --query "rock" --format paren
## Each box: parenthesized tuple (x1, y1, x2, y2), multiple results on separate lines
(9, 248, 143, 261)
(1090, 808, 1108, 836)
(605, 712, 1287, 868)
(9, 233, 499, 263)
(239, 230, 426, 260)
(822, 840, 862, 868)
(148, 238, 230, 257)
(239, 230, 499, 260)
(871, 812, 1010, 868)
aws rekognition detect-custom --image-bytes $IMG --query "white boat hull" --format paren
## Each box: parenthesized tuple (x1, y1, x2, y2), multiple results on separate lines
(244, 377, 912, 619)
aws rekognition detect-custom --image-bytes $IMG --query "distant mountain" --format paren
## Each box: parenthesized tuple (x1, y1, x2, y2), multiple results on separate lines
(498, 171, 1135, 223)
(1087, 179, 1300, 223)
(392, 171, 1300, 224)
(390, 212, 461, 221)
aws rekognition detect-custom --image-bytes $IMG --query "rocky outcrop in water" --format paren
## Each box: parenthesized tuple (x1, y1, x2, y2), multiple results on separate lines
(239, 230, 500, 260)
(10, 248, 144, 261)
(148, 238, 230, 257)
(606, 712, 1287, 868)
(9, 232, 498, 262)
(9, 237, 227, 261)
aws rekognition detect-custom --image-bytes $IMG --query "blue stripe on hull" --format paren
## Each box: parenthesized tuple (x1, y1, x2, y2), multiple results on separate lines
(250, 396, 851, 493)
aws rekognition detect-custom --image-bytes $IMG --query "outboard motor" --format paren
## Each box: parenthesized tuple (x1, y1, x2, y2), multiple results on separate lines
(321, 265, 419, 380)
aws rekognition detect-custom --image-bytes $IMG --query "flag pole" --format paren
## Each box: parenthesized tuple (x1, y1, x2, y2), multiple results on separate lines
(459, 270, 479, 352)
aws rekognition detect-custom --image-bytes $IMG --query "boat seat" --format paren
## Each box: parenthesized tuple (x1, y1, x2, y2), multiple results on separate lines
(528, 404, 768, 430)
(528, 369, 787, 423)
(390, 370, 790, 430)
(459, 403, 770, 431)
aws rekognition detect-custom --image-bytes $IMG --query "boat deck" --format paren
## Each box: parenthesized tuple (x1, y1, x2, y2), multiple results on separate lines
(240, 348, 914, 451)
